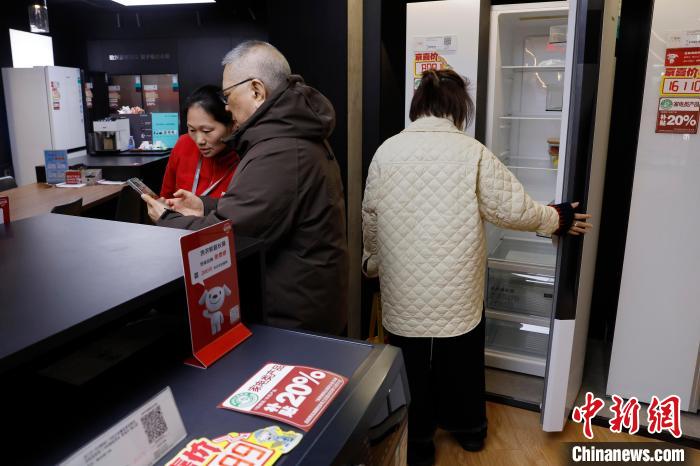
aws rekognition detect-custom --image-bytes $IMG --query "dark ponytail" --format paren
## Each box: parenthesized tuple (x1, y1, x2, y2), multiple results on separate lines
(409, 69, 474, 130)
(185, 85, 233, 126)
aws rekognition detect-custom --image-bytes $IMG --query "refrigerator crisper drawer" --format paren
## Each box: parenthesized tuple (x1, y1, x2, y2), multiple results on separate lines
(485, 318, 549, 377)
(486, 268, 554, 316)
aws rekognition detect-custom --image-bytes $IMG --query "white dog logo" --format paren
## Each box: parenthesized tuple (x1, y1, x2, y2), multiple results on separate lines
(199, 285, 230, 334)
(198, 285, 241, 335)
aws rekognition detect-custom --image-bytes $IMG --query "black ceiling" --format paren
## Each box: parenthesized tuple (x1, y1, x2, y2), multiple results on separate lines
(31, 0, 267, 20)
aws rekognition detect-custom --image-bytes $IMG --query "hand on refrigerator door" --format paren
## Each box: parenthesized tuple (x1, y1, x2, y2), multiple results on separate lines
(567, 202, 593, 236)
(165, 189, 205, 217)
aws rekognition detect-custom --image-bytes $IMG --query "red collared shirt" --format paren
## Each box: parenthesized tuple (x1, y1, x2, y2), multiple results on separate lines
(160, 134, 240, 199)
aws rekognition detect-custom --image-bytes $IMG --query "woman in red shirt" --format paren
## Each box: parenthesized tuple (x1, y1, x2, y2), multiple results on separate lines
(160, 85, 239, 199)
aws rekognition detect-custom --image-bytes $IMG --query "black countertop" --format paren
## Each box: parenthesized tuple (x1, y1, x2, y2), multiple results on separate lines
(0, 214, 262, 372)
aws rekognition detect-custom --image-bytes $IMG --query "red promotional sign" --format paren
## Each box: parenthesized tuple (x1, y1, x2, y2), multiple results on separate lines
(0, 196, 9, 224)
(180, 220, 251, 368)
(665, 47, 700, 67)
(220, 363, 348, 431)
(65, 170, 83, 184)
(655, 97, 700, 134)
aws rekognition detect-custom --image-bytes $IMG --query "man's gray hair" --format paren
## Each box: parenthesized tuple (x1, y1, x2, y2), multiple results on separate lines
(222, 40, 291, 92)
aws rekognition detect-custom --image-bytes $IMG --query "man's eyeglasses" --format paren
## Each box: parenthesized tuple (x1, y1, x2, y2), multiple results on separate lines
(218, 78, 255, 104)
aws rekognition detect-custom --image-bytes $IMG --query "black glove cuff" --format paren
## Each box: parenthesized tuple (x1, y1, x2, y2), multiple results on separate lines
(550, 202, 575, 236)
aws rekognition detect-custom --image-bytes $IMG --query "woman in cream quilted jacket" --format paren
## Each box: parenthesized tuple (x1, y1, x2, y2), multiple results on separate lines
(362, 69, 592, 465)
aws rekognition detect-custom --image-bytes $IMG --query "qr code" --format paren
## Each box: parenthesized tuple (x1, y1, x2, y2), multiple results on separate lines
(141, 405, 168, 444)
(444, 36, 452, 46)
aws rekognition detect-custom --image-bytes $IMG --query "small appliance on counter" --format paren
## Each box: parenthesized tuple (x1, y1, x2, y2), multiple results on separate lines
(91, 119, 131, 153)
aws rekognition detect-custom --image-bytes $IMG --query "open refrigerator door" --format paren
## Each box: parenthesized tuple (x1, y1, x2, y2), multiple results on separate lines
(484, 1, 571, 379)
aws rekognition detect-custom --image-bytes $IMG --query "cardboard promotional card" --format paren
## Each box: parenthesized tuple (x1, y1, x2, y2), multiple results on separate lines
(180, 220, 251, 368)
(220, 363, 348, 431)
(0, 196, 9, 224)
(44, 150, 69, 185)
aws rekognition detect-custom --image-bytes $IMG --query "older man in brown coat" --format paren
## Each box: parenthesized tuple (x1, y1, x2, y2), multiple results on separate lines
(145, 41, 348, 335)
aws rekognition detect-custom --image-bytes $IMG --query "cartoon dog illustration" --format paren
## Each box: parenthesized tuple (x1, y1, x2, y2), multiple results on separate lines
(199, 285, 231, 335)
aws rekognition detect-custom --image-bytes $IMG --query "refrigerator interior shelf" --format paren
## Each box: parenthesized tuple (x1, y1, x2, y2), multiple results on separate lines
(486, 318, 550, 358)
(488, 237, 557, 269)
(501, 65, 565, 71)
(502, 156, 557, 171)
(486, 308, 551, 328)
(499, 114, 562, 120)
(485, 348, 546, 378)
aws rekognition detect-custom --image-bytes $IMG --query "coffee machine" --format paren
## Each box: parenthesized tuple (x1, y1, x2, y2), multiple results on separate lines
(91, 119, 130, 153)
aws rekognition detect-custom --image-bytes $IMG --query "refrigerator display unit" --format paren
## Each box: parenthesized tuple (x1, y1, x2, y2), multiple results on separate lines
(404, 0, 614, 431)
(483, 0, 616, 432)
(484, 2, 570, 379)
(607, 0, 700, 413)
(2, 66, 86, 186)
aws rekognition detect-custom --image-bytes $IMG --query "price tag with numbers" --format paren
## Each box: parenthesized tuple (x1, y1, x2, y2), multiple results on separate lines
(220, 363, 348, 431)
(656, 97, 700, 134)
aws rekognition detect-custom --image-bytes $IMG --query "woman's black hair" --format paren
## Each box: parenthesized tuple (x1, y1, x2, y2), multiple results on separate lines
(185, 85, 233, 126)
(409, 69, 474, 130)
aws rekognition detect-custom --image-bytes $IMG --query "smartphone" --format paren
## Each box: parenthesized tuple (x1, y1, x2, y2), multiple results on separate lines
(127, 177, 158, 198)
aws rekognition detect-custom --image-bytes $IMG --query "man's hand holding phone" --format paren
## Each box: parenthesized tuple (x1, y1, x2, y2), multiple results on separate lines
(165, 189, 205, 217)
(128, 178, 205, 222)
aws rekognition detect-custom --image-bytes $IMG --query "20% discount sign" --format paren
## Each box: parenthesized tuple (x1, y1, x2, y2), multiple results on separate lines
(656, 97, 700, 134)
(220, 364, 348, 431)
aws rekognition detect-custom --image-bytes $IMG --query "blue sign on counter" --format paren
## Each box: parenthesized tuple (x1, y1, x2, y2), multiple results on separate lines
(44, 150, 69, 185)
(151, 112, 179, 149)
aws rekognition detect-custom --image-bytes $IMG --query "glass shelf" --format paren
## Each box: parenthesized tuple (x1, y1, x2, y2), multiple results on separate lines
(489, 237, 557, 269)
(499, 114, 562, 120)
(501, 65, 565, 71)
(485, 318, 549, 359)
(502, 156, 557, 171)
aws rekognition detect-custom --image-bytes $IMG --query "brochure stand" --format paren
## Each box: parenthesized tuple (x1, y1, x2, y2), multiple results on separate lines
(180, 220, 251, 368)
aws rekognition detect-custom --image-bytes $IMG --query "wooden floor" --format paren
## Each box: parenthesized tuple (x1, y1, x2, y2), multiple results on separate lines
(434, 402, 700, 465)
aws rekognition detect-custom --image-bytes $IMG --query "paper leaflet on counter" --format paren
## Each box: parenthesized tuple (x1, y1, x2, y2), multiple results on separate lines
(165, 426, 302, 466)
(219, 363, 348, 431)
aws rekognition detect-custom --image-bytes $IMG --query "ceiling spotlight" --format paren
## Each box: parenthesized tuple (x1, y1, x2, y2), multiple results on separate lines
(111, 0, 215, 6)
(28, 1, 49, 33)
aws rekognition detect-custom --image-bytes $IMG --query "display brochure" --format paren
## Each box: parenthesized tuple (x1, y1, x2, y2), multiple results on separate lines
(180, 220, 251, 368)
(59, 387, 186, 466)
(0, 196, 9, 224)
(65, 169, 83, 185)
(165, 426, 302, 466)
(44, 149, 69, 185)
(220, 363, 348, 431)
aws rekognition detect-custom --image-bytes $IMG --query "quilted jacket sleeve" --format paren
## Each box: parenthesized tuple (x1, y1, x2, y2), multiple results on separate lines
(361, 159, 380, 277)
(476, 146, 560, 236)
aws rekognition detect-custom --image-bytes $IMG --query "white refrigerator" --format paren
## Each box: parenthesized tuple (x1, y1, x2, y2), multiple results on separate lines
(2, 66, 86, 186)
(607, 0, 700, 413)
(405, 0, 618, 431)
